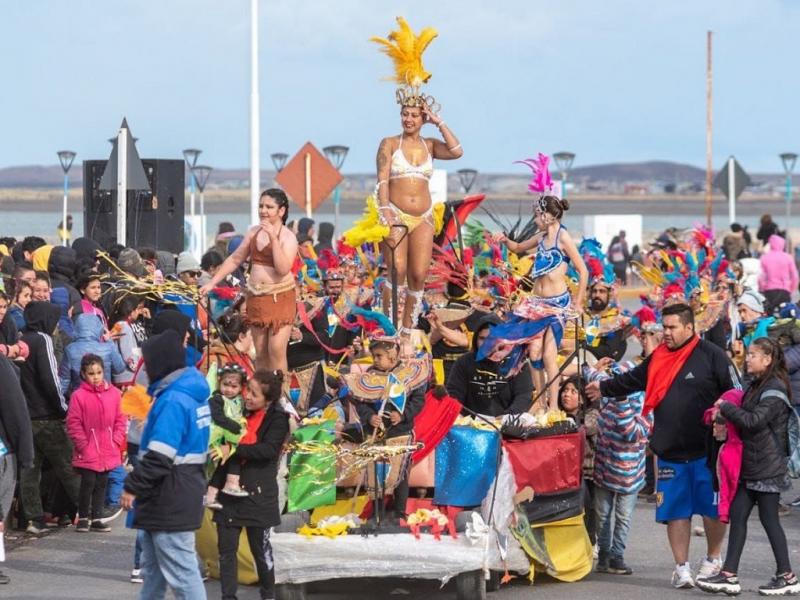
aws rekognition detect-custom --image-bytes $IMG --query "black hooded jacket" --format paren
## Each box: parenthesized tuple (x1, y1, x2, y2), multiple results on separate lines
(20, 301, 66, 420)
(48, 246, 81, 307)
(0, 355, 34, 468)
(71, 237, 102, 272)
(446, 315, 534, 416)
(314, 222, 335, 255)
(720, 376, 791, 481)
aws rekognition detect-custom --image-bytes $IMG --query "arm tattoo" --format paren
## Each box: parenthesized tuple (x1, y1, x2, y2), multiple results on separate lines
(376, 138, 389, 174)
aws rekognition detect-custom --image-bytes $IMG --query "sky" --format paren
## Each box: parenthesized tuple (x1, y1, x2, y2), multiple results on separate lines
(2, 0, 799, 175)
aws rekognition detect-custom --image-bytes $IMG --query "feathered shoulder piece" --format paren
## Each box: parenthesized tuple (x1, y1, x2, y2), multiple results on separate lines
(371, 16, 438, 108)
(577, 238, 616, 288)
(515, 153, 553, 196)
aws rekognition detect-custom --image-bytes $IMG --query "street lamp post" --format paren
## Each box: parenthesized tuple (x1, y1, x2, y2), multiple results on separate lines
(323, 145, 349, 235)
(183, 148, 202, 219)
(193, 165, 213, 253)
(781, 152, 798, 228)
(270, 152, 289, 174)
(553, 151, 576, 199)
(457, 168, 478, 194)
(57, 150, 76, 247)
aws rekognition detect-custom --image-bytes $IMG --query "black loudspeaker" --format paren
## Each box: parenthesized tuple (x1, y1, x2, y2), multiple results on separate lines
(82, 159, 185, 254)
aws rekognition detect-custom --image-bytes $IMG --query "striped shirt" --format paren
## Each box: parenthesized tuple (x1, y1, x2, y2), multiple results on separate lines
(584, 362, 653, 494)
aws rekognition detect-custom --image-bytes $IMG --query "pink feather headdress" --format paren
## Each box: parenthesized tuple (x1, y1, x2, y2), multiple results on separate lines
(515, 153, 553, 196)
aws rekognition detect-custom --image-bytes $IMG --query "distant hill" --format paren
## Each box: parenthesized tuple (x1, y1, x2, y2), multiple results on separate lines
(569, 161, 707, 183)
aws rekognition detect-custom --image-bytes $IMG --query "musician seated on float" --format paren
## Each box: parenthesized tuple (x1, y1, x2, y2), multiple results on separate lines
(446, 314, 534, 417)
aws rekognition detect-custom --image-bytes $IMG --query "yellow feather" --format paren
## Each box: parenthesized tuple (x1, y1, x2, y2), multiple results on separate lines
(343, 195, 390, 247)
(433, 202, 445, 234)
(631, 261, 666, 286)
(370, 16, 438, 88)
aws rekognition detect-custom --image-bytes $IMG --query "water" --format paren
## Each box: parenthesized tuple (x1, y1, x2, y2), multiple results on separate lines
(0, 208, 772, 246)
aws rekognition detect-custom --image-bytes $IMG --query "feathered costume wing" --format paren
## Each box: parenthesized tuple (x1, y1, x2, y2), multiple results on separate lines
(370, 17, 438, 88)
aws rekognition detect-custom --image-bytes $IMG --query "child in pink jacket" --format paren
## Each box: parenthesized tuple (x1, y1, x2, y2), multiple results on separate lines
(66, 353, 127, 532)
(704, 389, 743, 523)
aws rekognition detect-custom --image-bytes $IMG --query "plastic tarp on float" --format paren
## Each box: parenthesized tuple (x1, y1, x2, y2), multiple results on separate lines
(197, 427, 592, 586)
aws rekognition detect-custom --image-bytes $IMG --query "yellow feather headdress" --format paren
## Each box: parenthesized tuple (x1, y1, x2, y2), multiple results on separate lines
(370, 16, 439, 109)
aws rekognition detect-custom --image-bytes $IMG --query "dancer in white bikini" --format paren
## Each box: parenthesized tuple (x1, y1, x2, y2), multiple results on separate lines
(372, 17, 463, 332)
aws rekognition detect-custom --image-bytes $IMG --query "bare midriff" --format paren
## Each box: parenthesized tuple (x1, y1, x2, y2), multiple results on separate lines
(533, 263, 569, 298)
(249, 229, 294, 287)
(388, 178, 431, 216)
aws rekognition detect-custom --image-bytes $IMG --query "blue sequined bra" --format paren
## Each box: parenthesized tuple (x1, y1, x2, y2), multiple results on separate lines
(530, 226, 570, 280)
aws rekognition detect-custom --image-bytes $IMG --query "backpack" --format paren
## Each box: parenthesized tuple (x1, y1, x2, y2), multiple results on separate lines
(764, 389, 800, 478)
(767, 318, 800, 349)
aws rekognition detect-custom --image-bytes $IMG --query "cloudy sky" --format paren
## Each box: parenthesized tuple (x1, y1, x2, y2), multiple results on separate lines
(2, 0, 798, 174)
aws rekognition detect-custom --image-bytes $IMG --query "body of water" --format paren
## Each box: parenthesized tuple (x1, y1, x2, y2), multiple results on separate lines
(0, 204, 785, 247)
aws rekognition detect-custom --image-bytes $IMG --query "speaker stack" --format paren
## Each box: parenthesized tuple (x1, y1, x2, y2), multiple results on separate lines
(82, 159, 185, 254)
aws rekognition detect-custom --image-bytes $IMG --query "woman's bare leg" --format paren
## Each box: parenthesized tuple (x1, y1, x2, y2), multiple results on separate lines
(541, 330, 561, 411)
(251, 327, 270, 370)
(403, 223, 434, 329)
(381, 227, 409, 323)
(265, 324, 291, 374)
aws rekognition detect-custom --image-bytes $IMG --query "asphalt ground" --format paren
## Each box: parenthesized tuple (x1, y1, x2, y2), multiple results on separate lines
(4, 487, 800, 600)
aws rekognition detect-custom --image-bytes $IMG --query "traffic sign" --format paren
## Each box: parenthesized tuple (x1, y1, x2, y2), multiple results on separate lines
(275, 142, 343, 217)
(714, 157, 750, 199)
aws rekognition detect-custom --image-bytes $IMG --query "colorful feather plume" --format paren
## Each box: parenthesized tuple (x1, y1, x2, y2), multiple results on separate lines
(370, 17, 438, 88)
(632, 306, 662, 333)
(348, 304, 397, 337)
(317, 249, 340, 273)
(514, 153, 553, 195)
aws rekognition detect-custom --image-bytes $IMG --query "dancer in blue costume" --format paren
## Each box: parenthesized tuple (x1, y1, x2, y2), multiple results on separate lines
(478, 155, 588, 412)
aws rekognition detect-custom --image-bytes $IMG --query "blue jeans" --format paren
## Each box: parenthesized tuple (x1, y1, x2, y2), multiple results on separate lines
(139, 530, 206, 600)
(594, 485, 638, 561)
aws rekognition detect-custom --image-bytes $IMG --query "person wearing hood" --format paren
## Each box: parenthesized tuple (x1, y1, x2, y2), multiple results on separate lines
(0, 354, 34, 585)
(153, 307, 204, 368)
(314, 222, 335, 256)
(31, 245, 53, 273)
(18, 301, 81, 534)
(296, 217, 315, 247)
(156, 250, 176, 278)
(48, 246, 80, 340)
(71, 237, 102, 273)
(759, 234, 798, 313)
(120, 330, 211, 600)
(59, 313, 126, 396)
(213, 222, 236, 259)
(446, 314, 534, 416)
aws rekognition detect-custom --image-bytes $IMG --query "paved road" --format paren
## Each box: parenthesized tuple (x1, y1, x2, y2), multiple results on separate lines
(5, 494, 800, 600)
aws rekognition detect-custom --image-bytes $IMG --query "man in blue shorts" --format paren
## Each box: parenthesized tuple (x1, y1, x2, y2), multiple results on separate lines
(587, 302, 739, 589)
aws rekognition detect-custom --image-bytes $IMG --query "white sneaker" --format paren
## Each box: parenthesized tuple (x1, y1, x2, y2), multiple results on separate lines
(696, 557, 722, 581)
(671, 563, 695, 589)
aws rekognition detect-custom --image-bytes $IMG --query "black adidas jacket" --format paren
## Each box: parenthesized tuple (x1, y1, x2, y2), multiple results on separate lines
(19, 302, 67, 420)
(600, 338, 739, 462)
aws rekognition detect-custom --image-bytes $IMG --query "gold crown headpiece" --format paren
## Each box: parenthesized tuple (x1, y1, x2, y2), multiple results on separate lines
(395, 87, 440, 113)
